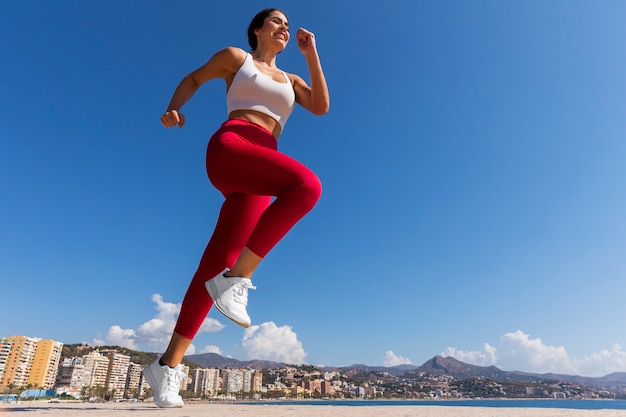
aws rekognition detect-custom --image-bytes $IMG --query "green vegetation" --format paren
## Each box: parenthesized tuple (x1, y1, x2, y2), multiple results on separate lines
(61, 344, 200, 368)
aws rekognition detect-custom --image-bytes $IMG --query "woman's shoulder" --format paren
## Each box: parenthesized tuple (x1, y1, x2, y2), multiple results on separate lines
(285, 71, 305, 86)
(204, 47, 248, 78)
(216, 46, 248, 62)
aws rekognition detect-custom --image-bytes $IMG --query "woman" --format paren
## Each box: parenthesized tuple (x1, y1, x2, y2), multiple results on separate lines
(142, 8, 329, 408)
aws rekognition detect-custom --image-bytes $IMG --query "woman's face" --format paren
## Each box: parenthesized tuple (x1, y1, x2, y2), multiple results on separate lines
(256, 11, 290, 50)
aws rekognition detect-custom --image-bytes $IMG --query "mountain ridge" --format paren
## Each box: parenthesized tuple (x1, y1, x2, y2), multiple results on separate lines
(61, 345, 626, 388)
(186, 352, 626, 388)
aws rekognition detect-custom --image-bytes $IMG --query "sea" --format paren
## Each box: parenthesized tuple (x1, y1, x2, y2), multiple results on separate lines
(246, 399, 626, 411)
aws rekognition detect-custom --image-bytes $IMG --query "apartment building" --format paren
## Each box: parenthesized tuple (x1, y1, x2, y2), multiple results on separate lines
(100, 350, 130, 400)
(222, 368, 259, 394)
(181, 364, 191, 391)
(190, 368, 221, 397)
(126, 362, 143, 395)
(55, 357, 87, 398)
(223, 369, 244, 394)
(0, 336, 63, 389)
(0, 338, 13, 383)
(243, 369, 256, 393)
(82, 350, 110, 387)
(252, 371, 263, 393)
(57, 351, 147, 399)
(27, 339, 63, 389)
(321, 379, 335, 396)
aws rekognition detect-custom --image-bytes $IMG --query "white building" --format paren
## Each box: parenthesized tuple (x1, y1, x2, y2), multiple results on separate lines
(82, 351, 110, 387)
(190, 368, 221, 397)
(223, 369, 244, 394)
(55, 357, 87, 398)
(101, 350, 130, 399)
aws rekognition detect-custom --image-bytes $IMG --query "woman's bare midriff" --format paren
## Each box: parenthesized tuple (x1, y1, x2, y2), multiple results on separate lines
(228, 109, 282, 139)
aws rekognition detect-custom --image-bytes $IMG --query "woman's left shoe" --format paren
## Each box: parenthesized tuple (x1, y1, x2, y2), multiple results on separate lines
(142, 357, 185, 408)
(206, 268, 256, 328)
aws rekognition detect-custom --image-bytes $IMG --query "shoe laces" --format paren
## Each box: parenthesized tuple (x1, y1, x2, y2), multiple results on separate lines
(164, 367, 186, 395)
(230, 279, 256, 305)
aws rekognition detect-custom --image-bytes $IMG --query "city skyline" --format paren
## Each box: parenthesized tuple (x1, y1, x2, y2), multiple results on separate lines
(3, 333, 626, 381)
(2, 1, 626, 378)
(2, 334, 624, 402)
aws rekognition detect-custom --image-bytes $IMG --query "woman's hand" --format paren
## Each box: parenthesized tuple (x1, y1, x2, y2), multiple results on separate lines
(160, 109, 185, 128)
(296, 28, 317, 57)
(291, 27, 329, 115)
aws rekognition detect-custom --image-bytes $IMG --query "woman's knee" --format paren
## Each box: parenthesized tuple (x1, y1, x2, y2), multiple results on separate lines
(301, 171, 322, 207)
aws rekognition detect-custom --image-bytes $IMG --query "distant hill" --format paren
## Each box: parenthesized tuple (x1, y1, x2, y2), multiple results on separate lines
(61, 345, 626, 389)
(324, 356, 626, 388)
(511, 370, 626, 388)
(186, 352, 288, 370)
(320, 363, 417, 377)
(61, 344, 200, 368)
(413, 355, 514, 380)
(598, 372, 626, 384)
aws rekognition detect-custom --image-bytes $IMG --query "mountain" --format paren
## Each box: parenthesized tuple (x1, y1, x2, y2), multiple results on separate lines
(597, 372, 626, 385)
(324, 356, 626, 387)
(186, 352, 288, 370)
(321, 363, 417, 377)
(62, 344, 626, 389)
(511, 371, 626, 388)
(413, 355, 510, 379)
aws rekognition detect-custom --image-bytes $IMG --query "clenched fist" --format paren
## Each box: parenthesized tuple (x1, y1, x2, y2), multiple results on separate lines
(161, 109, 185, 128)
(296, 28, 317, 57)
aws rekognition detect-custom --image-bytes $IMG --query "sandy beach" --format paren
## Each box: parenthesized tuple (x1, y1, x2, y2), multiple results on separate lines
(1, 402, 625, 416)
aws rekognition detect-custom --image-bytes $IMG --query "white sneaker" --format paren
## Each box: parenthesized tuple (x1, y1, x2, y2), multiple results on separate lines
(206, 268, 256, 328)
(142, 358, 185, 408)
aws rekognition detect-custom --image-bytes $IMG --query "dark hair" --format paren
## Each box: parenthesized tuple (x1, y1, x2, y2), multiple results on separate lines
(247, 8, 286, 51)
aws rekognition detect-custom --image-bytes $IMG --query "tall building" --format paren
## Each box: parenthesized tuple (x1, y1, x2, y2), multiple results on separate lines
(0, 336, 37, 388)
(320, 380, 334, 396)
(252, 371, 263, 393)
(101, 350, 130, 400)
(0, 336, 63, 389)
(223, 369, 244, 394)
(304, 379, 322, 395)
(82, 350, 109, 387)
(28, 339, 63, 389)
(0, 338, 13, 383)
(242, 369, 255, 393)
(55, 357, 87, 399)
(190, 368, 221, 397)
(126, 363, 143, 396)
(181, 364, 191, 391)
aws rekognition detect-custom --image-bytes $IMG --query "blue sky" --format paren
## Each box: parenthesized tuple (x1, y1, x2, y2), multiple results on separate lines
(2, 0, 626, 377)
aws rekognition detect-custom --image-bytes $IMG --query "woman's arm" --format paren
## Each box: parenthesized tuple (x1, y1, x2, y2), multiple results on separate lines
(161, 47, 245, 128)
(291, 28, 330, 116)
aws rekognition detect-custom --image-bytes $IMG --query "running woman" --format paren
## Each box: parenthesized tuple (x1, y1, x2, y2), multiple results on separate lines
(142, 8, 330, 408)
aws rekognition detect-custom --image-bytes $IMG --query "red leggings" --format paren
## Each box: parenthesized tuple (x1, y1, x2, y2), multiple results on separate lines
(174, 118, 322, 339)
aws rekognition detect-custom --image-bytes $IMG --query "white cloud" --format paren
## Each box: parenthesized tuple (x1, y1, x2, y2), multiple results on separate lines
(241, 321, 307, 364)
(96, 294, 225, 353)
(200, 345, 223, 355)
(497, 330, 573, 373)
(443, 330, 626, 377)
(103, 325, 138, 350)
(383, 350, 413, 367)
(576, 344, 626, 377)
(442, 343, 497, 367)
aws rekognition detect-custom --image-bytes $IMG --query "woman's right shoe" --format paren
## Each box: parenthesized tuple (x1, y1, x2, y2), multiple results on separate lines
(206, 268, 256, 328)
(142, 357, 185, 408)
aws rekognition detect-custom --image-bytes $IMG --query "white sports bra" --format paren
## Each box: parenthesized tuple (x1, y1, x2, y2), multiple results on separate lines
(227, 53, 296, 129)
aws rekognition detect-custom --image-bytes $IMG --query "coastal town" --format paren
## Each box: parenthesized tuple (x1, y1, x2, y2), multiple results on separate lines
(1, 336, 625, 402)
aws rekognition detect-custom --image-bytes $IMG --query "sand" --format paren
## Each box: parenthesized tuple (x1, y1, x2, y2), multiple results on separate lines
(1, 402, 625, 417)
